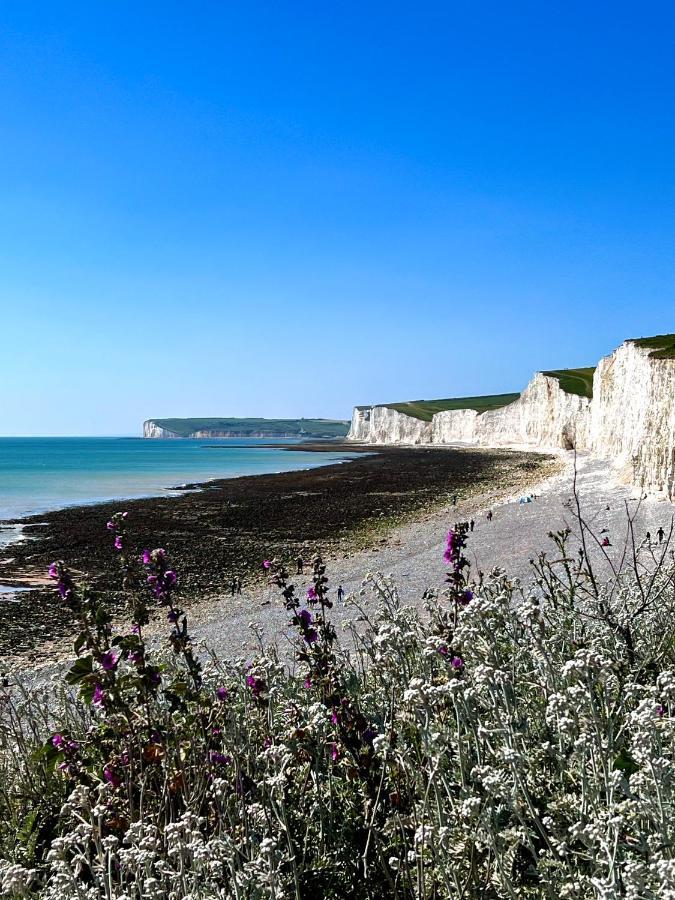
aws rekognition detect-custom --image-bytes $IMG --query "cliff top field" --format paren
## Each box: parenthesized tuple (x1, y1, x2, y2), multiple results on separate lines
(541, 366, 596, 398)
(630, 333, 675, 359)
(146, 417, 350, 438)
(378, 393, 521, 421)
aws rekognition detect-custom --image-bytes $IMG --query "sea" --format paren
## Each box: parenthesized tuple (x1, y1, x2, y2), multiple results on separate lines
(0, 436, 355, 534)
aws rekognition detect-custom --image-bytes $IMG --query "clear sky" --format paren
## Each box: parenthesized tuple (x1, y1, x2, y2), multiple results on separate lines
(1, 2, 674, 435)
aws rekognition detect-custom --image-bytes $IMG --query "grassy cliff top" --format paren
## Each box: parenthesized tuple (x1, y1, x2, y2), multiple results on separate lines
(147, 418, 350, 438)
(542, 367, 595, 398)
(381, 394, 520, 422)
(629, 334, 675, 359)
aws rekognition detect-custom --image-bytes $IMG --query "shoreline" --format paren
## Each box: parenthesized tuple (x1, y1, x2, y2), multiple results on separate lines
(0, 444, 558, 664)
(0, 439, 361, 528)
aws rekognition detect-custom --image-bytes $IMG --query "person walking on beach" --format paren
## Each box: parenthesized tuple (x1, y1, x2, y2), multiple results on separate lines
(296, 555, 304, 575)
(229, 577, 237, 596)
(486, 510, 493, 522)
(469, 519, 475, 532)
(658, 526, 665, 544)
(337, 585, 345, 603)
(646, 531, 651, 544)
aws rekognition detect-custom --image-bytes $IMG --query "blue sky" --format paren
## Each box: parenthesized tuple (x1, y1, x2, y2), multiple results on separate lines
(1, 2, 674, 435)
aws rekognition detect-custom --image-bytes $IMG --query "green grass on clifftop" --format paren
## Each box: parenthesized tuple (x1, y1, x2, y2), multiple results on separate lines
(630, 334, 675, 359)
(382, 393, 520, 422)
(541, 367, 595, 398)
(149, 418, 350, 438)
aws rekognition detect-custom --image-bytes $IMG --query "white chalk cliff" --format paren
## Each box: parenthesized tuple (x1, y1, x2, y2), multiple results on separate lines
(590, 341, 675, 499)
(143, 421, 177, 439)
(347, 339, 675, 499)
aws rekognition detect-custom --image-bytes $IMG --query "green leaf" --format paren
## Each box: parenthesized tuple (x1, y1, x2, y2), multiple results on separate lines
(65, 655, 93, 685)
(73, 631, 88, 654)
(613, 748, 639, 775)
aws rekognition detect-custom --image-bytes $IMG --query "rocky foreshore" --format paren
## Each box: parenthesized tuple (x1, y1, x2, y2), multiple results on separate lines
(0, 444, 556, 662)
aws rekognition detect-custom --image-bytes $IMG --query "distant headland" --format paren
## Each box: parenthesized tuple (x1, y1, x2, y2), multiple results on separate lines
(143, 417, 350, 440)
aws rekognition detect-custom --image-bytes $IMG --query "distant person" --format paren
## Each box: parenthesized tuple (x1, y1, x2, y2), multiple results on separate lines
(296, 555, 304, 575)
(469, 519, 475, 532)
(229, 577, 237, 596)
(451, 494, 457, 506)
(646, 531, 652, 543)
(236, 575, 242, 594)
(337, 585, 345, 602)
(486, 510, 493, 522)
(658, 526, 665, 544)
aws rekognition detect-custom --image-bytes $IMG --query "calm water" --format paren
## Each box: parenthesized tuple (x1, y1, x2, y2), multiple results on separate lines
(0, 437, 354, 523)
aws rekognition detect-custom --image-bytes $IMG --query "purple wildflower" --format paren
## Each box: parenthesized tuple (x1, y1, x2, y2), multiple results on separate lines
(167, 609, 179, 623)
(451, 656, 464, 670)
(303, 676, 312, 689)
(246, 674, 263, 697)
(106, 521, 115, 531)
(330, 742, 339, 762)
(103, 764, 122, 788)
(51, 733, 64, 748)
(438, 645, 449, 657)
(263, 559, 271, 569)
(216, 687, 229, 702)
(306, 628, 318, 643)
(299, 608, 312, 625)
(307, 586, 317, 601)
(48, 562, 59, 579)
(114, 535, 123, 551)
(92, 684, 105, 706)
(657, 704, 666, 717)
(100, 650, 119, 672)
(142, 549, 152, 565)
(208, 751, 231, 765)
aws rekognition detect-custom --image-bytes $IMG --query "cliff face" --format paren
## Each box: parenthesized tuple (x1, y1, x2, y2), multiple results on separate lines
(143, 420, 179, 439)
(352, 374, 591, 452)
(348, 406, 431, 444)
(591, 342, 675, 498)
(347, 340, 675, 499)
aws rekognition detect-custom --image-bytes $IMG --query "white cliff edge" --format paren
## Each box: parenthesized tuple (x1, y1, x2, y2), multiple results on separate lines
(347, 340, 675, 500)
(143, 420, 179, 439)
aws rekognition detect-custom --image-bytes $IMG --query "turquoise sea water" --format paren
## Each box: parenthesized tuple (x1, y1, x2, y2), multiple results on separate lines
(0, 437, 355, 522)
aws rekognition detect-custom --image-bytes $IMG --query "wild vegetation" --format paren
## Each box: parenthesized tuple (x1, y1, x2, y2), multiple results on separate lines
(1, 502, 675, 898)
